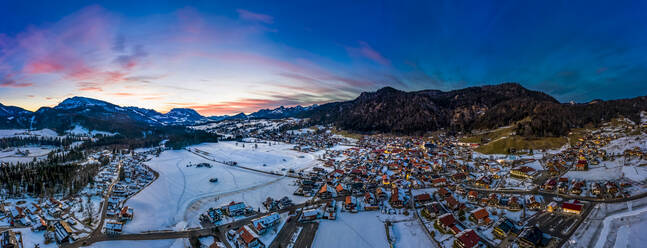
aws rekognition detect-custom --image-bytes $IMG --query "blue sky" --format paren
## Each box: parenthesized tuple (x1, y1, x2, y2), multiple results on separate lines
(1, 0, 646, 115)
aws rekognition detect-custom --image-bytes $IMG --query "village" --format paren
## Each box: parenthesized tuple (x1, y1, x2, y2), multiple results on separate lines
(0, 115, 645, 248)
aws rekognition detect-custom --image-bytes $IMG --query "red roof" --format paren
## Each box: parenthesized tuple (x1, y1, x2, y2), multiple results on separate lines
(438, 213, 455, 226)
(562, 202, 583, 211)
(238, 226, 257, 244)
(414, 193, 431, 202)
(456, 229, 480, 248)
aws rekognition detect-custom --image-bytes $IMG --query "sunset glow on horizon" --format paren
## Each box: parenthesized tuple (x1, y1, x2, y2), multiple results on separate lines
(1, 1, 647, 115)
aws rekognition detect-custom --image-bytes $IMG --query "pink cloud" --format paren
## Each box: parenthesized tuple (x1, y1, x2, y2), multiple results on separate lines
(0, 78, 32, 88)
(236, 9, 274, 24)
(347, 41, 390, 66)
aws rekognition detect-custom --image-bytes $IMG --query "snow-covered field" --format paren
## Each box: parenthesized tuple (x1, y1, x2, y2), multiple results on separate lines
(594, 204, 647, 248)
(0, 146, 53, 163)
(313, 211, 409, 248)
(391, 220, 435, 248)
(66, 125, 117, 137)
(6, 228, 57, 248)
(191, 141, 323, 173)
(123, 143, 312, 233)
(0, 129, 61, 138)
(86, 238, 189, 248)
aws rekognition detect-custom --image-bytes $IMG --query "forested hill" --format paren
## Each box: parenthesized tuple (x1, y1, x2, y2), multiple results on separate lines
(300, 83, 647, 136)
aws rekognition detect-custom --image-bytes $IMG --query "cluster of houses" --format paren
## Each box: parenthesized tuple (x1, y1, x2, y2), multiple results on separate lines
(201, 201, 256, 225)
(226, 212, 282, 248)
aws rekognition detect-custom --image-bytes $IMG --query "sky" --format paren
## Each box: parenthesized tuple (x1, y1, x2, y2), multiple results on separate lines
(1, 0, 646, 115)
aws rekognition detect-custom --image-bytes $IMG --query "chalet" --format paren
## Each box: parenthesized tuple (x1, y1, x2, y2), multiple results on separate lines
(469, 208, 491, 225)
(120, 206, 134, 222)
(455, 229, 480, 248)
(300, 209, 319, 222)
(575, 159, 588, 171)
(510, 166, 537, 179)
(562, 202, 583, 215)
(344, 196, 357, 211)
(54, 220, 72, 243)
(467, 191, 478, 202)
(421, 202, 441, 220)
(375, 187, 387, 201)
(527, 196, 541, 210)
(493, 218, 517, 238)
(570, 182, 583, 195)
(414, 193, 432, 205)
(105, 221, 123, 235)
(518, 226, 549, 248)
(445, 195, 460, 210)
(237, 225, 265, 248)
(547, 202, 558, 212)
(543, 179, 557, 191)
(0, 230, 21, 248)
(226, 202, 247, 216)
(474, 176, 491, 189)
(432, 178, 447, 187)
(437, 188, 451, 198)
(364, 192, 377, 206)
(390, 188, 404, 208)
(436, 213, 459, 234)
(335, 184, 350, 196)
(251, 213, 281, 235)
(318, 184, 333, 199)
(508, 196, 522, 211)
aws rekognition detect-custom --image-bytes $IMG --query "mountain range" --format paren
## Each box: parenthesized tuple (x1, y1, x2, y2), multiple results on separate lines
(0, 83, 645, 137)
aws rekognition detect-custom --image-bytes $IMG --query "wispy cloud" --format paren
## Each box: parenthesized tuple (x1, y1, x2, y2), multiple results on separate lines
(237, 9, 274, 24)
(0, 78, 32, 88)
(346, 41, 390, 66)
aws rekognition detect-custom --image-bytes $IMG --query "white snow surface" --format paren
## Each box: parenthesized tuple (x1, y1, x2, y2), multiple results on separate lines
(86, 238, 189, 248)
(313, 212, 389, 248)
(123, 143, 311, 233)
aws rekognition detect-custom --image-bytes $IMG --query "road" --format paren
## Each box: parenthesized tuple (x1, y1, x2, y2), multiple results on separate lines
(464, 186, 647, 203)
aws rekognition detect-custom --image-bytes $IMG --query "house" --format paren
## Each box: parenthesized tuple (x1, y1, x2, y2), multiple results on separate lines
(120, 206, 134, 221)
(421, 202, 441, 220)
(436, 213, 459, 234)
(575, 159, 588, 171)
(54, 220, 73, 243)
(455, 229, 480, 248)
(510, 166, 537, 179)
(562, 202, 583, 215)
(344, 196, 358, 211)
(432, 178, 447, 187)
(300, 209, 319, 222)
(547, 202, 558, 212)
(527, 196, 541, 210)
(237, 225, 265, 248)
(445, 195, 459, 210)
(518, 226, 549, 248)
(493, 218, 517, 238)
(226, 202, 247, 216)
(508, 196, 522, 211)
(375, 187, 387, 201)
(469, 208, 491, 225)
(105, 221, 123, 235)
(0, 230, 22, 248)
(414, 193, 432, 205)
(318, 184, 333, 199)
(335, 184, 350, 196)
(437, 188, 451, 197)
(251, 213, 281, 235)
(390, 188, 404, 208)
(467, 191, 478, 202)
